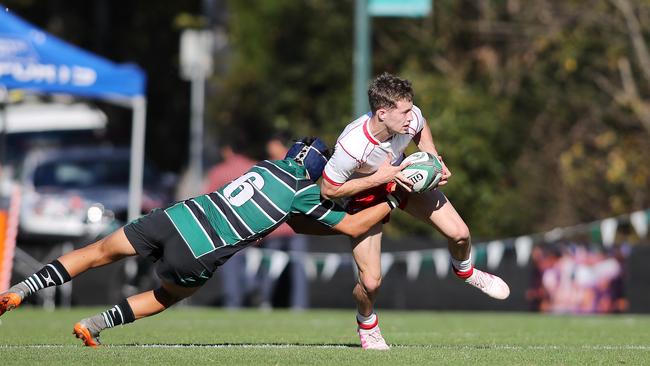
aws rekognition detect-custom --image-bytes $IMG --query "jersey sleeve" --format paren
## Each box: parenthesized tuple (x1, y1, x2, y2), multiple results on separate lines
(322, 143, 359, 187)
(410, 105, 426, 136)
(292, 184, 346, 227)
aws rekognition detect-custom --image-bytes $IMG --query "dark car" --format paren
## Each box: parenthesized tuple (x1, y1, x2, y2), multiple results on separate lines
(19, 146, 175, 241)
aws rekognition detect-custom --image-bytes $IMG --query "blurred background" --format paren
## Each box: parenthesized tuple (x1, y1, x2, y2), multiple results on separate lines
(0, 0, 648, 314)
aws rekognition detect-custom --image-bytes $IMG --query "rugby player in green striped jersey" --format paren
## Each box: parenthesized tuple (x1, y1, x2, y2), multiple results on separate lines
(0, 137, 410, 347)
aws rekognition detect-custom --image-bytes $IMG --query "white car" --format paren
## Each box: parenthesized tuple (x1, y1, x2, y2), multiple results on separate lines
(18, 146, 172, 242)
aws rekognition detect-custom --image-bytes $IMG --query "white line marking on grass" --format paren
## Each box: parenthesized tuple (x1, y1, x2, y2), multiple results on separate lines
(392, 345, 650, 351)
(137, 344, 354, 349)
(1, 344, 649, 350)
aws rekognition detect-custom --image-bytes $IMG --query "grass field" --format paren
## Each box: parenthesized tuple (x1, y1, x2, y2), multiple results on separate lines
(0, 307, 649, 365)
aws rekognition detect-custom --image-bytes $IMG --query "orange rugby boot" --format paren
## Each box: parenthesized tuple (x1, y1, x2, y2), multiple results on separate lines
(73, 320, 102, 348)
(0, 292, 22, 316)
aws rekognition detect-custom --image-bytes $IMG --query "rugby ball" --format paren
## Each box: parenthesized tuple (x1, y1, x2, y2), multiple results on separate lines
(400, 152, 443, 193)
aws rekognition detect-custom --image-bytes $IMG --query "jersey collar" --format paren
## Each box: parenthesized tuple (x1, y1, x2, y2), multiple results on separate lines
(363, 117, 380, 145)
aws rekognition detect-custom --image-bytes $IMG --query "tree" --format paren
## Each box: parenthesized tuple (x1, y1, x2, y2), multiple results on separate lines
(9, 0, 647, 239)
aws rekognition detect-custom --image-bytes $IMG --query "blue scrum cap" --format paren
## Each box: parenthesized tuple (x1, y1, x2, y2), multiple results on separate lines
(285, 137, 331, 182)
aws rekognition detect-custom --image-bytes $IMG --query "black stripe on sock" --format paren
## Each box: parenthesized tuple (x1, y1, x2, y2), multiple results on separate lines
(50, 260, 72, 282)
(118, 299, 136, 324)
(32, 260, 71, 290)
(101, 299, 136, 329)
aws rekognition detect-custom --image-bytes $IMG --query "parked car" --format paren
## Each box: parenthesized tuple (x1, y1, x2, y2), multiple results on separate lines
(18, 146, 175, 242)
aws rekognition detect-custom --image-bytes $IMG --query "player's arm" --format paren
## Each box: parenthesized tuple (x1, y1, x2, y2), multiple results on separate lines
(320, 155, 409, 199)
(413, 121, 451, 185)
(288, 186, 407, 238)
(286, 201, 392, 238)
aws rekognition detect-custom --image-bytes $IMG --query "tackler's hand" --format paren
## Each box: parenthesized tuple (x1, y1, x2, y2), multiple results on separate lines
(393, 179, 411, 202)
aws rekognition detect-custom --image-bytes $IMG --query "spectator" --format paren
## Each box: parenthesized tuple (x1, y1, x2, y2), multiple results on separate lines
(529, 242, 627, 314)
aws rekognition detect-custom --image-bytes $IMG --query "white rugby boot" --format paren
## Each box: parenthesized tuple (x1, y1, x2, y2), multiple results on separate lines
(464, 268, 510, 300)
(357, 324, 390, 350)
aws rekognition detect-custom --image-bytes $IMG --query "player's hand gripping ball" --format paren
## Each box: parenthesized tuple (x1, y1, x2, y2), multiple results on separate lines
(400, 152, 443, 193)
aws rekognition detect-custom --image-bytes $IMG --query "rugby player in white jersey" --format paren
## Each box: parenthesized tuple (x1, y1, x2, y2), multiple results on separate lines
(320, 73, 510, 350)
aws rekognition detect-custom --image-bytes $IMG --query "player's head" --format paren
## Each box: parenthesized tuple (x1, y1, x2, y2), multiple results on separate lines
(368, 72, 414, 113)
(285, 137, 331, 182)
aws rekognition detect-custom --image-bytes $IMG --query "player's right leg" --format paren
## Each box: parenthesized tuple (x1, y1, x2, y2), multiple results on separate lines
(0, 228, 137, 317)
(73, 281, 199, 347)
(350, 222, 389, 350)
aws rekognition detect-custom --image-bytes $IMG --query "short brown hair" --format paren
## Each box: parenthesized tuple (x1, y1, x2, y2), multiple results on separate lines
(368, 72, 414, 113)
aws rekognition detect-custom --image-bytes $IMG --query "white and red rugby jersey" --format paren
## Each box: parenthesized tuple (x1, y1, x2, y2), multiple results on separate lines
(322, 105, 426, 186)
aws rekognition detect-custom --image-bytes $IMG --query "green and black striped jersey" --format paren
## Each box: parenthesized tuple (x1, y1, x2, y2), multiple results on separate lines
(164, 159, 346, 259)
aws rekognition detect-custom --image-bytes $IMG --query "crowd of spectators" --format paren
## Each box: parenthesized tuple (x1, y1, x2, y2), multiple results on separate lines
(527, 242, 629, 314)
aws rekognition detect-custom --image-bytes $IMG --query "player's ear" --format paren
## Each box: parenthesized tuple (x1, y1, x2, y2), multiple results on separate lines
(376, 108, 387, 121)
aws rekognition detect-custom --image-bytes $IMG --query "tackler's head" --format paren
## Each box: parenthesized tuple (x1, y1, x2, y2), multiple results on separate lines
(285, 137, 331, 182)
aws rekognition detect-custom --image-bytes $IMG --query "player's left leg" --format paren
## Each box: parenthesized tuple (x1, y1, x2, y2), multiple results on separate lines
(403, 189, 510, 300)
(0, 228, 137, 317)
(73, 281, 199, 347)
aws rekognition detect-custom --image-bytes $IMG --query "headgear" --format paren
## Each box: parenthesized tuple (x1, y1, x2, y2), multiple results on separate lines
(285, 137, 331, 181)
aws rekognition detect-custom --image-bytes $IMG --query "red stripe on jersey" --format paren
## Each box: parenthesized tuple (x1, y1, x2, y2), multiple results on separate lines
(337, 142, 361, 163)
(363, 119, 380, 145)
(322, 170, 344, 186)
(360, 142, 374, 165)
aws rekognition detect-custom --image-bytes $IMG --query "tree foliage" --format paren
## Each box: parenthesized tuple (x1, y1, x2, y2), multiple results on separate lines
(5, 0, 649, 239)
(216, 0, 650, 239)
(207, 0, 355, 158)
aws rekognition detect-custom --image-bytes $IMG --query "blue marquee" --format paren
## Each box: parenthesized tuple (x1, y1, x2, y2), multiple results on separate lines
(0, 7, 149, 222)
(0, 8, 146, 100)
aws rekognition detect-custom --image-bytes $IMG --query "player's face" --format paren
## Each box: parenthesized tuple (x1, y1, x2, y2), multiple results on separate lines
(382, 99, 413, 135)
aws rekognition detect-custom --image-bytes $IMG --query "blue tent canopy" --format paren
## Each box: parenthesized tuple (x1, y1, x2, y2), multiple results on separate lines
(0, 7, 148, 222)
(0, 8, 146, 100)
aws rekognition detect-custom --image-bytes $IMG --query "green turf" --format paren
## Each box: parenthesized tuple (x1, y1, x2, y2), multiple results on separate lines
(0, 307, 648, 365)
